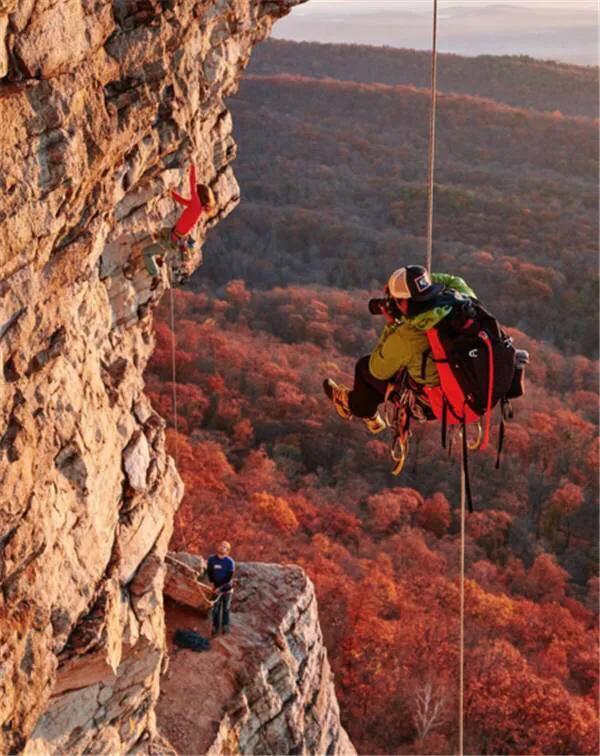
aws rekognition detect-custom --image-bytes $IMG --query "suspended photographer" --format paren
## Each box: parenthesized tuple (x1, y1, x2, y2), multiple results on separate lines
(323, 265, 529, 436)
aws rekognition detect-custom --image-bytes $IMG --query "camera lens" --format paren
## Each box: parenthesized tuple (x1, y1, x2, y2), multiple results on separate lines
(368, 298, 385, 315)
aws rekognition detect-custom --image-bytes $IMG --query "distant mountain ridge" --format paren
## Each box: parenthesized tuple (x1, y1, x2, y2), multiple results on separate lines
(249, 39, 599, 118)
(272, 3, 598, 65)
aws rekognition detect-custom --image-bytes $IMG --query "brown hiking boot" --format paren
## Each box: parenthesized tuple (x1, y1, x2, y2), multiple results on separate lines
(323, 378, 352, 420)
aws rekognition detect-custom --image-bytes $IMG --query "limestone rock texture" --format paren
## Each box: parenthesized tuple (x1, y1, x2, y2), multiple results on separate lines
(164, 551, 211, 610)
(158, 560, 356, 756)
(0, 1, 305, 753)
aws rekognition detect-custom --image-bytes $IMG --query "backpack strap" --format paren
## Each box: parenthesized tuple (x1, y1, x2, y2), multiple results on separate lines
(495, 398, 513, 469)
(441, 395, 448, 449)
(479, 330, 495, 451)
(495, 413, 505, 470)
(406, 289, 459, 317)
(461, 418, 474, 513)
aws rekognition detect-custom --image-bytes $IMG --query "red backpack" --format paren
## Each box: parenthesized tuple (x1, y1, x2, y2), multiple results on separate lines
(425, 299, 515, 425)
(422, 294, 518, 510)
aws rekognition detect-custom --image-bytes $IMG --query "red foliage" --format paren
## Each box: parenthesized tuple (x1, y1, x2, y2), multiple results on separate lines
(145, 285, 598, 754)
(417, 493, 452, 537)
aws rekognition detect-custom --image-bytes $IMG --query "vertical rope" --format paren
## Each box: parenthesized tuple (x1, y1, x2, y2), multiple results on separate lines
(459, 441, 466, 756)
(425, 0, 439, 274)
(168, 284, 179, 466)
(424, 4, 466, 748)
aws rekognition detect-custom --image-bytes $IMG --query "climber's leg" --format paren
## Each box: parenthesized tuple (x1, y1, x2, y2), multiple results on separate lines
(143, 243, 165, 277)
(212, 595, 223, 635)
(221, 592, 233, 634)
(348, 355, 388, 419)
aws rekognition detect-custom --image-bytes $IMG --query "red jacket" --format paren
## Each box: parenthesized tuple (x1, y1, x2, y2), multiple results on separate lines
(172, 165, 205, 236)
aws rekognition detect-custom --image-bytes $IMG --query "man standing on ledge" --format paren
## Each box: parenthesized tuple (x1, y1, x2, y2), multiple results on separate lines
(207, 541, 235, 636)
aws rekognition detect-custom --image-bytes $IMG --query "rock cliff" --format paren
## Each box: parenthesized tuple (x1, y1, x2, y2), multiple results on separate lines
(158, 558, 355, 756)
(0, 1, 307, 752)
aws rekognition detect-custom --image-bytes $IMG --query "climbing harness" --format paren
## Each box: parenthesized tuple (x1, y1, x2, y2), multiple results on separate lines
(384, 372, 436, 476)
(142, 228, 198, 285)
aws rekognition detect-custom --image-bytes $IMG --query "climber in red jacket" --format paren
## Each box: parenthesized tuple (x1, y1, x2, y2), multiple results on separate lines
(144, 165, 218, 281)
(171, 164, 216, 239)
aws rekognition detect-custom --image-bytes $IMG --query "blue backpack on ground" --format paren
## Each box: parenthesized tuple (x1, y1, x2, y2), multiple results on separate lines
(174, 629, 210, 652)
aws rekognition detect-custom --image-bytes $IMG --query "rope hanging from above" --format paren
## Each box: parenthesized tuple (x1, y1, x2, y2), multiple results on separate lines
(459, 426, 467, 756)
(425, 0, 439, 275)
(423, 2, 466, 751)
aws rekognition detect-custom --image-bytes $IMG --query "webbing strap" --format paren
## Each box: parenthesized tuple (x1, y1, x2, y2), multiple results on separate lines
(495, 416, 505, 469)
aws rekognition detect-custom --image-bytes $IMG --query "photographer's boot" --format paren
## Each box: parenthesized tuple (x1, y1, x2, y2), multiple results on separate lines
(364, 412, 387, 434)
(323, 379, 352, 420)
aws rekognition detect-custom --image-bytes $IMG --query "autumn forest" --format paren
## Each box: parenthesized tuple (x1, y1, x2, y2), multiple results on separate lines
(146, 41, 599, 755)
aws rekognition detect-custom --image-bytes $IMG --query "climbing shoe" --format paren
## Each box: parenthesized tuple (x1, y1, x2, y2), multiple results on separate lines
(323, 378, 352, 420)
(363, 413, 387, 434)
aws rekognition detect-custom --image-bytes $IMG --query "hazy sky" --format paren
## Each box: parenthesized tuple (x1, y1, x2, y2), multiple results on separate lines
(274, 0, 598, 64)
(289, 0, 598, 12)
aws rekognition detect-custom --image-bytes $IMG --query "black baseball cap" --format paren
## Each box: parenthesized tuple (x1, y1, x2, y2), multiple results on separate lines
(388, 265, 444, 301)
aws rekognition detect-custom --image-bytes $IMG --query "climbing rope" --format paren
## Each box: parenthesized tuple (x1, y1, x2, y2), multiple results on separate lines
(425, 0, 439, 275)
(168, 282, 180, 466)
(193, 577, 229, 608)
(424, 2, 466, 750)
(459, 442, 466, 756)
(140, 210, 181, 467)
(166, 555, 226, 607)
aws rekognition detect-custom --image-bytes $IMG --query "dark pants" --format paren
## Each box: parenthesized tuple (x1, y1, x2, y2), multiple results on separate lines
(348, 355, 390, 418)
(212, 591, 232, 631)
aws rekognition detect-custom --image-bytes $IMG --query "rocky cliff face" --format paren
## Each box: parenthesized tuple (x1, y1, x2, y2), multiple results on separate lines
(0, 2, 305, 752)
(158, 558, 355, 756)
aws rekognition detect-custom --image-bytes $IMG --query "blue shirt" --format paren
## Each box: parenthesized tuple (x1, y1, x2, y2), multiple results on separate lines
(207, 555, 235, 591)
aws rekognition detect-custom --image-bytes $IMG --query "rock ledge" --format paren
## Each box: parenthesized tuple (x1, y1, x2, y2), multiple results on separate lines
(158, 559, 355, 756)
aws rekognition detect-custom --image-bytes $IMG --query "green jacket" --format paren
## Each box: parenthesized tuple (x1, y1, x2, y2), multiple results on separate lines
(369, 273, 476, 386)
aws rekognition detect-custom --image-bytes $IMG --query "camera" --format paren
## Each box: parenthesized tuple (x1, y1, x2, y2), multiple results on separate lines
(368, 294, 402, 320)
(368, 297, 388, 315)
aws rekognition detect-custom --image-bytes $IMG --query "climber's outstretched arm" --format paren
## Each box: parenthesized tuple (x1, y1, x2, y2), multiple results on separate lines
(171, 190, 191, 207)
(188, 164, 197, 194)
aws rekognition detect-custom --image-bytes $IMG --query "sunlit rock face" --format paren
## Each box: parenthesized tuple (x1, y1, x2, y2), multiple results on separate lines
(158, 556, 356, 756)
(0, 1, 304, 752)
